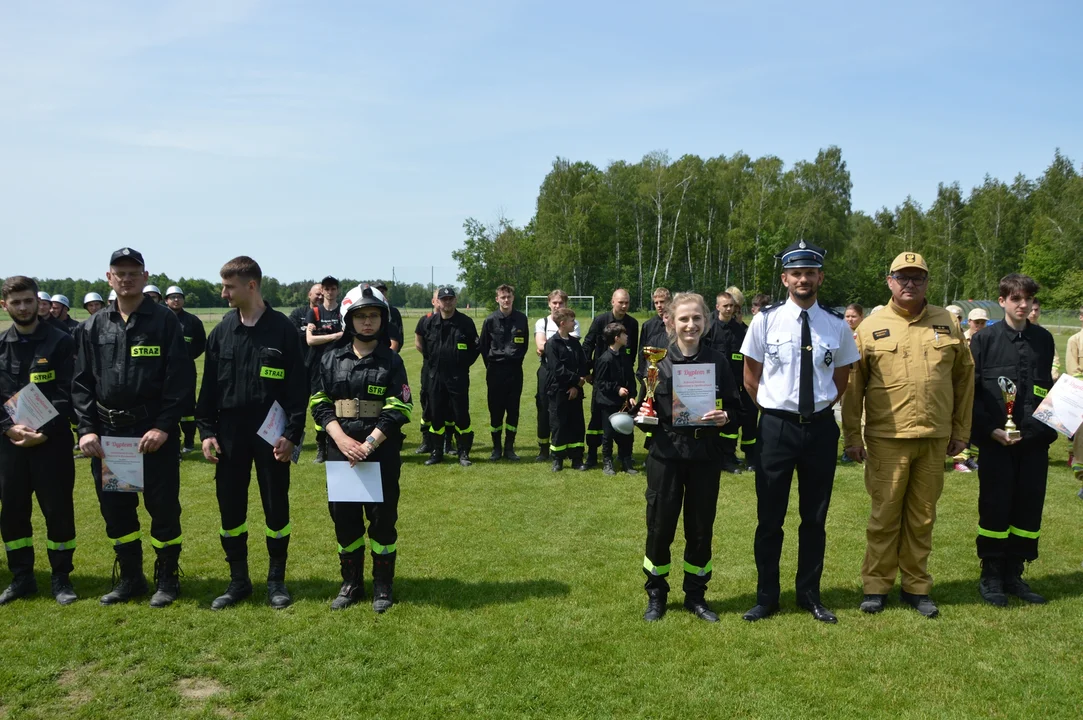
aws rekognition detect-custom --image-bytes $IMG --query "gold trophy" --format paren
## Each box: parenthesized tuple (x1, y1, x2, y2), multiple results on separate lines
(998, 377, 1022, 441)
(635, 346, 669, 426)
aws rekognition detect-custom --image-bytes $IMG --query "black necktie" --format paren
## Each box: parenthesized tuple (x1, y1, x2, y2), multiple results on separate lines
(799, 310, 814, 419)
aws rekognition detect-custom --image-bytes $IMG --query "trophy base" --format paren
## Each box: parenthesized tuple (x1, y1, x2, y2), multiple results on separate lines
(635, 415, 659, 426)
(1005, 429, 1022, 441)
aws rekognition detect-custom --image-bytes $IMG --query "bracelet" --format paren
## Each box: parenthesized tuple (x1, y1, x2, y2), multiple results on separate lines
(365, 434, 379, 448)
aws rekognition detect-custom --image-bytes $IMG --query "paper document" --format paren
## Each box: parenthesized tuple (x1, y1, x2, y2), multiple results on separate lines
(257, 401, 286, 446)
(102, 437, 144, 492)
(1034, 374, 1083, 438)
(326, 461, 383, 503)
(3, 382, 59, 431)
(671, 363, 717, 426)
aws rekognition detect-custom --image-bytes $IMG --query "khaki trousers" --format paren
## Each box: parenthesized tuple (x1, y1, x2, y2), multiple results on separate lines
(862, 436, 949, 595)
(1073, 432, 1083, 477)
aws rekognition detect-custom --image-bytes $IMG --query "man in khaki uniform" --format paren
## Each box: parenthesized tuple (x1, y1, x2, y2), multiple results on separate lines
(842, 252, 974, 619)
(1066, 306, 1083, 479)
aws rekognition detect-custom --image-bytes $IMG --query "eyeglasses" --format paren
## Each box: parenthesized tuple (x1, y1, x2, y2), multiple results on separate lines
(889, 274, 928, 286)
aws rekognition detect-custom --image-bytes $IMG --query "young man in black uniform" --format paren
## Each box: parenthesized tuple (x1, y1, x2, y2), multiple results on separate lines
(306, 276, 343, 463)
(373, 281, 405, 352)
(637, 287, 671, 376)
(592, 322, 638, 475)
(289, 283, 322, 338)
(479, 284, 529, 461)
(197, 257, 307, 610)
(705, 291, 747, 473)
(545, 308, 588, 471)
(970, 274, 1057, 607)
(49, 295, 80, 335)
(165, 286, 207, 452)
(0, 276, 78, 605)
(73, 247, 191, 607)
(412, 289, 439, 454)
(419, 287, 479, 466)
(582, 289, 639, 469)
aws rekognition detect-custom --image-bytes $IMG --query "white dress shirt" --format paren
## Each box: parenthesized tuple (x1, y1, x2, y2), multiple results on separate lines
(741, 298, 860, 413)
(534, 316, 581, 340)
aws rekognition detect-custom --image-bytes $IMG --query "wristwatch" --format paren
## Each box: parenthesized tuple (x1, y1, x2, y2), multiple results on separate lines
(365, 434, 379, 447)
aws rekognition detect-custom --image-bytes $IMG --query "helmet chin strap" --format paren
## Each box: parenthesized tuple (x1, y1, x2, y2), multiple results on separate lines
(355, 331, 380, 342)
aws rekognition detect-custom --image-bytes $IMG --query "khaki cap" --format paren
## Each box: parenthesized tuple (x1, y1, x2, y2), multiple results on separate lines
(889, 252, 929, 273)
(968, 308, 989, 321)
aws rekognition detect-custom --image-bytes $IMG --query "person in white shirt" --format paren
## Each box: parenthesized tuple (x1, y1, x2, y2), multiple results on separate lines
(532, 289, 580, 462)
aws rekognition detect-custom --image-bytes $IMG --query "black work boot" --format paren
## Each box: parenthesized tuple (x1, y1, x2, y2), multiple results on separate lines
(458, 434, 473, 467)
(149, 547, 182, 608)
(504, 432, 520, 461)
(643, 588, 667, 621)
(372, 554, 396, 614)
(551, 455, 563, 472)
(100, 541, 148, 605)
(0, 547, 37, 605)
(211, 560, 253, 610)
(571, 450, 587, 471)
(424, 441, 444, 466)
(535, 443, 550, 463)
(620, 456, 639, 475)
(267, 557, 291, 609)
(1004, 557, 1046, 604)
(46, 546, 76, 605)
(444, 432, 456, 455)
(720, 452, 743, 474)
(978, 558, 1008, 607)
(684, 594, 720, 623)
(415, 429, 432, 454)
(489, 432, 503, 461)
(583, 447, 598, 470)
(314, 431, 327, 464)
(331, 553, 364, 610)
(602, 456, 616, 476)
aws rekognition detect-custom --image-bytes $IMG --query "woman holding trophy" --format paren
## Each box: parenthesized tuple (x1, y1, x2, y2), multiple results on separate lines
(636, 292, 741, 623)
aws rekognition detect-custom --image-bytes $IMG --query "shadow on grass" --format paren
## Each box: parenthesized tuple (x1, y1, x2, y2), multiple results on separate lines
(396, 577, 571, 609)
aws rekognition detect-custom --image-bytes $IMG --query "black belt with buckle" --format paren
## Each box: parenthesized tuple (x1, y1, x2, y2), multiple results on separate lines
(761, 407, 834, 424)
(97, 403, 150, 428)
(668, 426, 716, 439)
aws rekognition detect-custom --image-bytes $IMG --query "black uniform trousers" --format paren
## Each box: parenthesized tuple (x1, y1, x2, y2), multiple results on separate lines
(753, 411, 838, 606)
(214, 410, 291, 562)
(0, 433, 76, 574)
(429, 374, 472, 439)
(548, 389, 584, 458)
(975, 439, 1049, 561)
(594, 400, 632, 459)
(535, 364, 551, 446)
(643, 454, 721, 595)
(739, 388, 758, 463)
(326, 438, 400, 580)
(486, 363, 523, 435)
(180, 364, 197, 445)
(91, 425, 182, 553)
(418, 358, 430, 434)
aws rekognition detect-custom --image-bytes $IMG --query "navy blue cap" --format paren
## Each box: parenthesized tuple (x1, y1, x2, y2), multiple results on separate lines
(438, 286, 456, 299)
(776, 240, 825, 269)
(109, 247, 145, 267)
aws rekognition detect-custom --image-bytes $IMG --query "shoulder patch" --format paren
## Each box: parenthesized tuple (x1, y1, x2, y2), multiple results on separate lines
(819, 303, 844, 319)
(759, 303, 782, 316)
(932, 325, 952, 334)
(872, 329, 890, 340)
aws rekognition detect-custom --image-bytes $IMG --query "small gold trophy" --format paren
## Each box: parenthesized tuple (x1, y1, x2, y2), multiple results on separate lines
(635, 346, 669, 426)
(998, 377, 1022, 441)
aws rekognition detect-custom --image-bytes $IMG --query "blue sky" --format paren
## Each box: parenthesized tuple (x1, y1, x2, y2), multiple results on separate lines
(2, 0, 1079, 287)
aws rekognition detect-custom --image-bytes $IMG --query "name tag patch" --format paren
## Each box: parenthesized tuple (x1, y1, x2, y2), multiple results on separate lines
(513, 337, 525, 344)
(932, 325, 951, 333)
(731, 353, 743, 361)
(872, 329, 890, 340)
(29, 370, 55, 383)
(367, 385, 386, 396)
(1034, 386, 1048, 398)
(184, 336, 193, 343)
(456, 342, 468, 350)
(131, 346, 161, 357)
(715, 399, 723, 410)
(260, 366, 285, 380)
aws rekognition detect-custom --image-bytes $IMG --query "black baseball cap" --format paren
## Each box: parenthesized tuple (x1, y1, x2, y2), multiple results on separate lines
(437, 286, 456, 299)
(109, 247, 145, 266)
(321, 275, 339, 288)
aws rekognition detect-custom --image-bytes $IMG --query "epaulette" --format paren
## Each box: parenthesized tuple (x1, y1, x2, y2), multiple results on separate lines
(819, 302, 845, 319)
(759, 303, 782, 315)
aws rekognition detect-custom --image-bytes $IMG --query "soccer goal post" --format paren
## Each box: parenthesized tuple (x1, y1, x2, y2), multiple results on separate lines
(525, 295, 595, 329)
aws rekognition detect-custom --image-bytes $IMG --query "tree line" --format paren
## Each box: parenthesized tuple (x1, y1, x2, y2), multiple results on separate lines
(453, 148, 1083, 311)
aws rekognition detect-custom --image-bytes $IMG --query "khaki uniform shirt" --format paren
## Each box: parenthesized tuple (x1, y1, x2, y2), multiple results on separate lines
(1067, 330, 1083, 378)
(842, 300, 974, 448)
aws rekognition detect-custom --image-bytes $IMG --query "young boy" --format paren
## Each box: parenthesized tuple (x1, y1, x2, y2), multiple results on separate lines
(544, 308, 587, 471)
(592, 323, 638, 476)
(969, 274, 1057, 606)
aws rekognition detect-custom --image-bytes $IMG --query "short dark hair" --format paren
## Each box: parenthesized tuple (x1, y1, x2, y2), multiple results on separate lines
(321, 275, 339, 289)
(603, 322, 626, 346)
(2, 275, 39, 299)
(1031, 297, 1040, 308)
(552, 307, 575, 325)
(999, 273, 1039, 300)
(716, 291, 734, 303)
(496, 284, 515, 295)
(846, 303, 864, 315)
(220, 256, 262, 286)
(751, 293, 772, 308)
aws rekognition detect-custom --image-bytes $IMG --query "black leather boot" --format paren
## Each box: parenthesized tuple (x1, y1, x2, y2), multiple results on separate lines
(1004, 557, 1046, 604)
(415, 429, 432, 454)
(314, 431, 327, 464)
(267, 557, 292, 609)
(424, 442, 444, 466)
(100, 541, 148, 605)
(489, 432, 503, 461)
(458, 434, 474, 467)
(0, 547, 37, 605)
(444, 432, 456, 455)
(211, 559, 252, 610)
(643, 588, 667, 621)
(551, 455, 563, 472)
(149, 547, 182, 608)
(620, 456, 639, 475)
(602, 456, 616, 476)
(535, 443, 550, 463)
(331, 553, 364, 611)
(571, 450, 587, 471)
(583, 447, 598, 470)
(503, 432, 520, 461)
(978, 558, 1008, 607)
(372, 553, 396, 614)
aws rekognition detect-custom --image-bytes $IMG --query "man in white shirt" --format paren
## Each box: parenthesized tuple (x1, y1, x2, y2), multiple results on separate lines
(739, 241, 859, 624)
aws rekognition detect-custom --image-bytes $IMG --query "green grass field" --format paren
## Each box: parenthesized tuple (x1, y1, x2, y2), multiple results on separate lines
(1, 322, 1082, 719)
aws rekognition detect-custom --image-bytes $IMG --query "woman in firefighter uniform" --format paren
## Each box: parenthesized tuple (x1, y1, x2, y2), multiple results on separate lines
(636, 292, 741, 623)
(311, 286, 412, 613)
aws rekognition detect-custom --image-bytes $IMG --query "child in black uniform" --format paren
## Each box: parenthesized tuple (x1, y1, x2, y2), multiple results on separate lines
(592, 322, 638, 476)
(544, 308, 587, 471)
